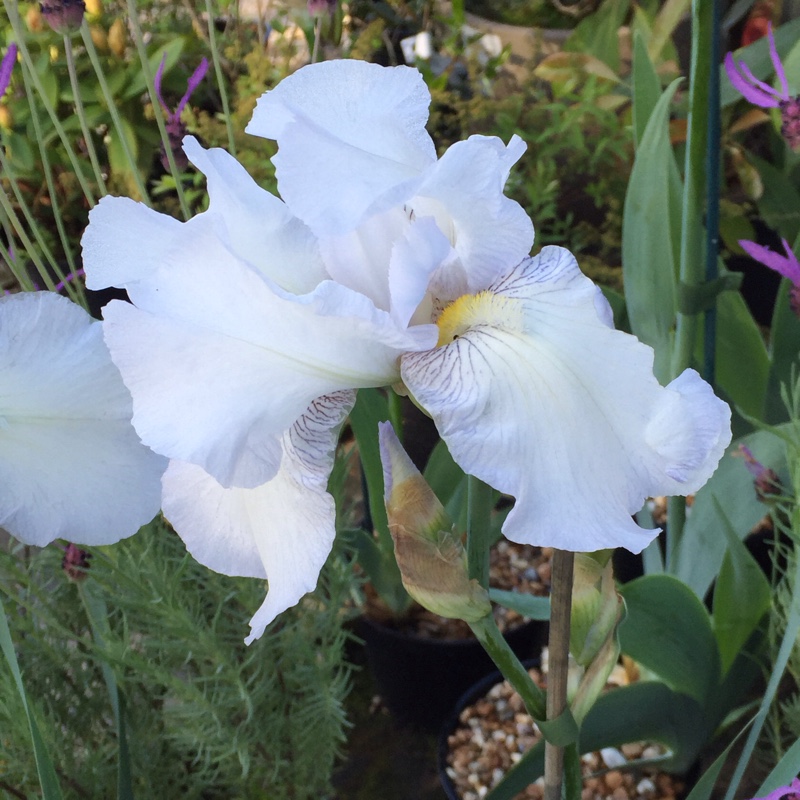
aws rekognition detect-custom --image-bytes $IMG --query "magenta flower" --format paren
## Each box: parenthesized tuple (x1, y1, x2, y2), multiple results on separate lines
(751, 778, 800, 800)
(0, 43, 17, 98)
(725, 24, 800, 150)
(725, 24, 789, 108)
(739, 238, 800, 316)
(153, 55, 209, 170)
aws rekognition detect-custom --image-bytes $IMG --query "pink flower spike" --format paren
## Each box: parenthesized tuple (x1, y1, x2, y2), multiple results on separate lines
(725, 52, 782, 107)
(739, 238, 800, 285)
(0, 43, 17, 98)
(154, 54, 167, 113)
(767, 23, 789, 100)
(751, 777, 800, 800)
(175, 57, 208, 119)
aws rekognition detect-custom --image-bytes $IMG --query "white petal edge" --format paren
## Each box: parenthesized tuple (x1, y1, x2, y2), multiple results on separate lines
(161, 391, 356, 644)
(401, 246, 731, 554)
(247, 60, 436, 235)
(0, 292, 166, 546)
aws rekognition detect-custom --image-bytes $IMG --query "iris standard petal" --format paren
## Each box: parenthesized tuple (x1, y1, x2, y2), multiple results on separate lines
(100, 221, 430, 489)
(162, 391, 355, 643)
(182, 136, 327, 294)
(401, 246, 731, 554)
(247, 59, 436, 235)
(0, 293, 165, 546)
(413, 136, 534, 294)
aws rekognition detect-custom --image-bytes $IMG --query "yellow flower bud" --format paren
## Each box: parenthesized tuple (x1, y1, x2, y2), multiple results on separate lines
(85, 0, 103, 18)
(90, 24, 108, 51)
(0, 105, 12, 131)
(108, 18, 125, 57)
(49, 45, 60, 63)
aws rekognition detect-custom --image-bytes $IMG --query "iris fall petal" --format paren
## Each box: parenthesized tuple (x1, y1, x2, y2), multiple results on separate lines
(162, 391, 355, 643)
(0, 292, 165, 546)
(401, 246, 731, 553)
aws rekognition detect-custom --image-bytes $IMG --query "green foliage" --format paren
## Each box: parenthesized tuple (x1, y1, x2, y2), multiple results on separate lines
(0, 519, 357, 799)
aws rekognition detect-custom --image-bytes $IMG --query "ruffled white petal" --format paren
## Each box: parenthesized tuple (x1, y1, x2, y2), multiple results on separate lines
(100, 220, 430, 489)
(413, 136, 534, 294)
(82, 196, 183, 290)
(182, 136, 327, 294)
(247, 60, 436, 235)
(401, 246, 731, 554)
(162, 391, 355, 643)
(0, 293, 166, 546)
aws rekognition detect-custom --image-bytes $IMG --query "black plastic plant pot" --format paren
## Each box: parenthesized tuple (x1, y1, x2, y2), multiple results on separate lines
(357, 615, 545, 732)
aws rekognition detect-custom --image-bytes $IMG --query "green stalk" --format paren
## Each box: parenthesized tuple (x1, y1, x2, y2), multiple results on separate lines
(544, 549, 575, 800)
(466, 474, 492, 588)
(667, 0, 714, 566)
(0, 234, 35, 291)
(2, 0, 96, 205)
(79, 21, 151, 206)
(204, 0, 236, 156)
(21, 68, 85, 304)
(63, 34, 107, 196)
(469, 614, 547, 720)
(124, 0, 190, 220)
(0, 178, 58, 292)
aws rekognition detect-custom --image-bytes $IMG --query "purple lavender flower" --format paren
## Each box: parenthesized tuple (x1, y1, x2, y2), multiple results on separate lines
(725, 24, 800, 150)
(739, 237, 800, 317)
(153, 55, 209, 171)
(39, 0, 86, 35)
(0, 43, 17, 98)
(750, 778, 800, 800)
(734, 444, 782, 502)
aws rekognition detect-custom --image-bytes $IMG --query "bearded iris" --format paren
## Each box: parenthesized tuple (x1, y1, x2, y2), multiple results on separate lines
(82, 59, 731, 643)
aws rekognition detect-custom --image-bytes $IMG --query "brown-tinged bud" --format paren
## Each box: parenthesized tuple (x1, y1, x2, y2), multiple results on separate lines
(568, 553, 625, 725)
(379, 422, 492, 622)
(62, 542, 92, 581)
(40, 0, 86, 34)
(0, 106, 12, 130)
(108, 17, 125, 57)
(26, 5, 44, 32)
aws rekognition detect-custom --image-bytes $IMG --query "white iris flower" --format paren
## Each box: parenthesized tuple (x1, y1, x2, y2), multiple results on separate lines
(81, 60, 731, 643)
(0, 292, 166, 546)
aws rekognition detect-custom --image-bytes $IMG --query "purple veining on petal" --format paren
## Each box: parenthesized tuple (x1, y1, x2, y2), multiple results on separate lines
(0, 43, 17, 98)
(739, 238, 800, 284)
(175, 57, 208, 119)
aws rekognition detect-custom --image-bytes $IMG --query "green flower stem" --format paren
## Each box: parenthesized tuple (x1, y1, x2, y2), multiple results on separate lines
(63, 34, 107, 196)
(22, 69, 85, 304)
(79, 21, 151, 207)
(0, 172, 58, 292)
(0, 234, 35, 291)
(204, 0, 236, 157)
(2, 0, 96, 205)
(123, 0, 190, 220)
(467, 474, 492, 588)
(387, 388, 404, 441)
(544, 549, 575, 800)
(470, 614, 547, 720)
(667, 0, 714, 565)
